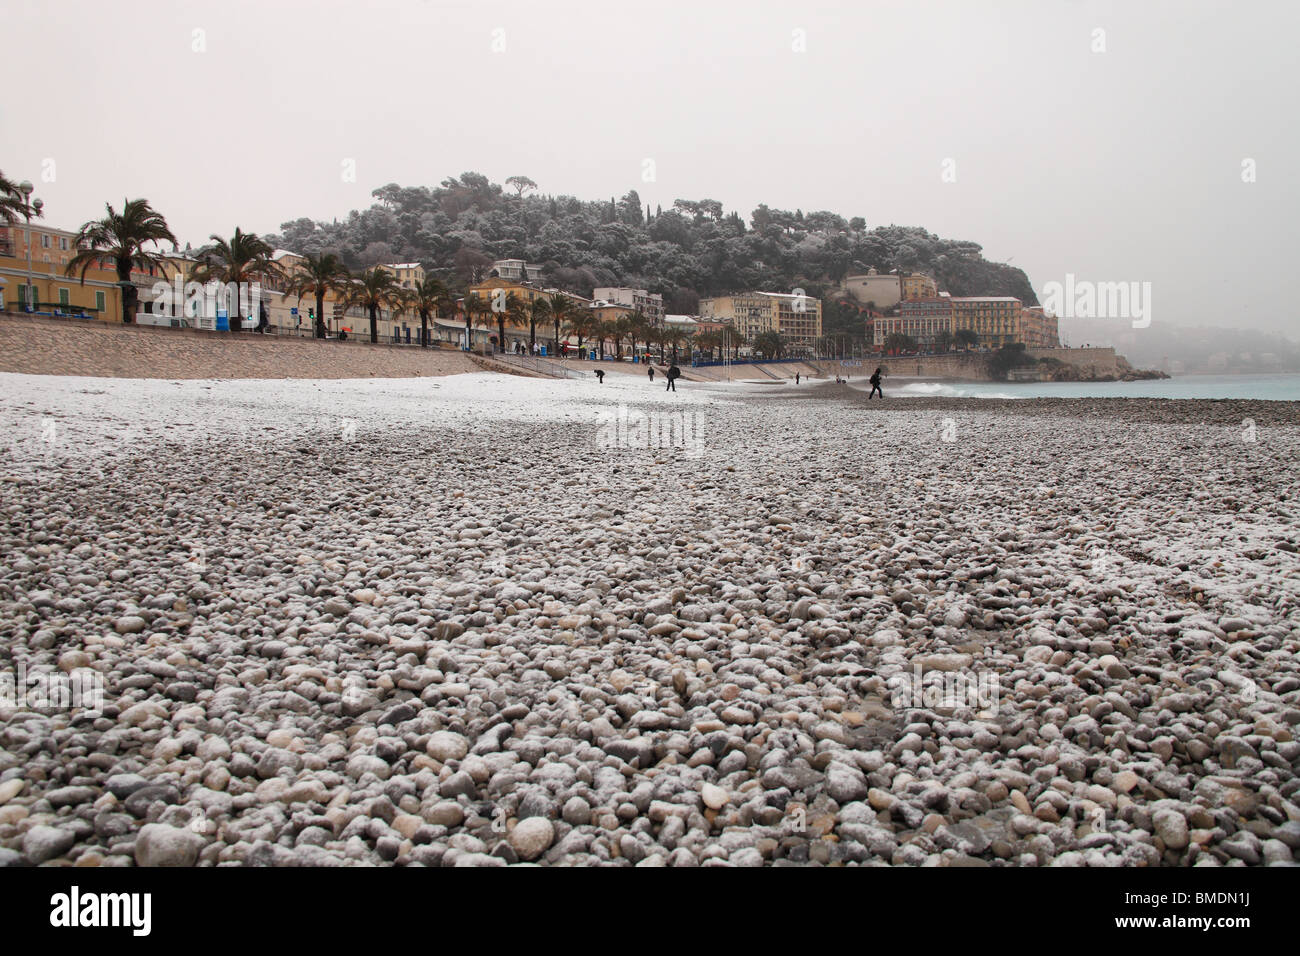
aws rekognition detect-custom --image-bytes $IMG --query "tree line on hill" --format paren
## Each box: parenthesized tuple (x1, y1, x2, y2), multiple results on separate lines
(3, 167, 1039, 347)
(268, 171, 1039, 338)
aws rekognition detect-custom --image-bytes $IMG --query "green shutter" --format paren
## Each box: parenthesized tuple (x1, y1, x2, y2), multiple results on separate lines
(95, 291, 105, 312)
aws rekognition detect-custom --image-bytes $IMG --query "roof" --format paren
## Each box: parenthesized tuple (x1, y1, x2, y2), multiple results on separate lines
(949, 296, 1021, 302)
(384, 262, 421, 270)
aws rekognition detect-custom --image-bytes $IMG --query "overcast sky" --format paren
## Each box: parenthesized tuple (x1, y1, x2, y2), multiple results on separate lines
(3, 0, 1296, 334)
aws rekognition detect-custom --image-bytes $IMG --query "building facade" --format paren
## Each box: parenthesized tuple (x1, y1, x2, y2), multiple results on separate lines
(699, 291, 822, 350)
(490, 259, 544, 282)
(875, 296, 953, 348)
(0, 222, 120, 317)
(379, 262, 424, 290)
(950, 296, 1023, 348)
(1020, 306, 1060, 349)
(901, 273, 938, 300)
(591, 287, 664, 325)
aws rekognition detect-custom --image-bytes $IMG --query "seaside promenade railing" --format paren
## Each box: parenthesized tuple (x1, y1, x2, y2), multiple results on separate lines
(490, 352, 588, 380)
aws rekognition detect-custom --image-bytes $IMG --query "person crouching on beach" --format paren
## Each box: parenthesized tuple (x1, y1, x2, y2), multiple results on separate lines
(595, 369, 605, 383)
(868, 367, 883, 399)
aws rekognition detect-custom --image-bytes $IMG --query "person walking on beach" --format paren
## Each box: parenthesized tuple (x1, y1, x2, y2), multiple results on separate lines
(595, 369, 605, 384)
(795, 372, 800, 384)
(666, 363, 680, 392)
(868, 367, 883, 399)
(648, 365, 655, 383)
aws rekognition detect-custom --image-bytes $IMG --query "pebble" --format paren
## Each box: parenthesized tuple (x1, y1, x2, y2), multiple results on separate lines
(509, 818, 555, 861)
(0, 376, 1294, 869)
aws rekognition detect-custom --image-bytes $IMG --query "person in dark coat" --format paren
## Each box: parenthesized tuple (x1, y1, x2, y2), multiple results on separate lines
(666, 364, 681, 392)
(595, 369, 605, 383)
(648, 365, 655, 382)
(868, 367, 883, 399)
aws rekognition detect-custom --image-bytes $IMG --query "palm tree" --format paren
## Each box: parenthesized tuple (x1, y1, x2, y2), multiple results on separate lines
(726, 326, 747, 361)
(696, 330, 721, 361)
(288, 251, 350, 338)
(569, 311, 598, 353)
(664, 327, 688, 363)
(460, 291, 491, 351)
(0, 171, 39, 227)
(528, 296, 551, 354)
(346, 267, 402, 343)
(613, 315, 634, 360)
(495, 291, 527, 353)
(406, 275, 449, 348)
(65, 199, 177, 324)
(753, 330, 785, 359)
(545, 293, 580, 355)
(627, 310, 649, 361)
(191, 228, 282, 332)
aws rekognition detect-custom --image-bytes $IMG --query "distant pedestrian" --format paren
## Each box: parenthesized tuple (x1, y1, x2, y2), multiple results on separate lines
(648, 365, 656, 382)
(595, 369, 605, 383)
(795, 372, 800, 384)
(666, 363, 681, 392)
(868, 367, 883, 399)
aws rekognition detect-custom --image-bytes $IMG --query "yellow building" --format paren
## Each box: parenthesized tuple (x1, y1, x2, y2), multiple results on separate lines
(1021, 306, 1060, 349)
(379, 261, 424, 291)
(901, 273, 938, 300)
(0, 222, 125, 318)
(950, 296, 1022, 348)
(699, 291, 822, 350)
(877, 296, 953, 349)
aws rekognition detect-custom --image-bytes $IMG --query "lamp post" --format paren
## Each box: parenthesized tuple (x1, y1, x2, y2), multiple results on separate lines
(18, 181, 42, 312)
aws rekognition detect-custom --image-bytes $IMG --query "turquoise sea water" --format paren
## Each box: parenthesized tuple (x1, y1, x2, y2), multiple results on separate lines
(884, 373, 1300, 401)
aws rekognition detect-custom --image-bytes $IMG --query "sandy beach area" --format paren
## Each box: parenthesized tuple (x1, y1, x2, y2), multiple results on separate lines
(0, 370, 1296, 867)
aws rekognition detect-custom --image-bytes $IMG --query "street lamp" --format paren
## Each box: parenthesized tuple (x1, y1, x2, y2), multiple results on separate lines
(18, 181, 42, 312)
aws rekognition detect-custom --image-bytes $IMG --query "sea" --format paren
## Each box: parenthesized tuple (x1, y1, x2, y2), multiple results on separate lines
(880, 373, 1300, 401)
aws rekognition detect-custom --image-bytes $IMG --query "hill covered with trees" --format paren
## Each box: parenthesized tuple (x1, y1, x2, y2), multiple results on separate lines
(269, 172, 1038, 336)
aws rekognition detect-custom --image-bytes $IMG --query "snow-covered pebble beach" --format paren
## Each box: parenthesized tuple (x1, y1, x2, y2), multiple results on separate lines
(1, 370, 1297, 867)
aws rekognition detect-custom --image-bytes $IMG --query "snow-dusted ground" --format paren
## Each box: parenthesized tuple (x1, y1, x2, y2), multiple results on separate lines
(0, 371, 1297, 867)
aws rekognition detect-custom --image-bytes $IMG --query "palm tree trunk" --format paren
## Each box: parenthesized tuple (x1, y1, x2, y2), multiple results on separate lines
(370, 304, 378, 343)
(529, 319, 536, 353)
(420, 310, 429, 348)
(497, 317, 506, 353)
(232, 281, 242, 332)
(315, 291, 326, 338)
(465, 314, 472, 351)
(554, 319, 560, 354)
(118, 263, 135, 323)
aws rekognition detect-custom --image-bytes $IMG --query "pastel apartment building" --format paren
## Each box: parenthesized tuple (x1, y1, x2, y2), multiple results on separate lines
(699, 291, 822, 349)
(592, 286, 664, 325)
(875, 295, 953, 348)
(950, 296, 1023, 348)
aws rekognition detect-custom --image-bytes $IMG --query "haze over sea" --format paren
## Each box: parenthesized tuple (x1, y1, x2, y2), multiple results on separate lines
(885, 373, 1300, 401)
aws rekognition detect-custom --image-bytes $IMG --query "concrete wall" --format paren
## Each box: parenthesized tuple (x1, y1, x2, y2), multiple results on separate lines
(877, 347, 1120, 381)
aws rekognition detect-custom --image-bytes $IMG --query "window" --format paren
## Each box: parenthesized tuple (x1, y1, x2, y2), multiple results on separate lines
(59, 237, 68, 250)
(59, 288, 69, 306)
(41, 234, 50, 248)
(95, 291, 106, 312)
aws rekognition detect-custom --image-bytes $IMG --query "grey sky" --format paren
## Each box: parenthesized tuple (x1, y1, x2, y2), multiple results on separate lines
(4, 0, 1296, 334)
